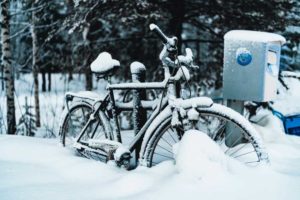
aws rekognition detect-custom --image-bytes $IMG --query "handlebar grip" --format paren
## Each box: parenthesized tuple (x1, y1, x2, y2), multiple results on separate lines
(149, 24, 168, 44)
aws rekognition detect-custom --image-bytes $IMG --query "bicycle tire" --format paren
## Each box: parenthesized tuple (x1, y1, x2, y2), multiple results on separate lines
(59, 101, 108, 147)
(141, 103, 268, 167)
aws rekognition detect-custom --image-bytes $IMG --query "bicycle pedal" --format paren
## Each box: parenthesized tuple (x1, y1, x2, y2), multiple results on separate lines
(115, 151, 131, 170)
(114, 147, 131, 161)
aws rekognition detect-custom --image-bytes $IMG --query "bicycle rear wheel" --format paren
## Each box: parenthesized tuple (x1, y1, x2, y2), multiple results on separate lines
(142, 103, 268, 167)
(59, 101, 108, 147)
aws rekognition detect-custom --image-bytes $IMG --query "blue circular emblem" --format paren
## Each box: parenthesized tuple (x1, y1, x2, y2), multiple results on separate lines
(236, 48, 252, 66)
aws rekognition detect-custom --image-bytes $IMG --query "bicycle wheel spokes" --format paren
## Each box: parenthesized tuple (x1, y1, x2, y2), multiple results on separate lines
(64, 106, 93, 147)
(149, 112, 261, 167)
(151, 125, 180, 166)
(194, 114, 226, 139)
(225, 143, 260, 165)
(195, 113, 260, 166)
(92, 121, 107, 140)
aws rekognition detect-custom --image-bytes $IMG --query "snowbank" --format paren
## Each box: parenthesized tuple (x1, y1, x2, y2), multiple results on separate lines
(1, 131, 300, 200)
(273, 72, 300, 115)
(174, 130, 228, 179)
(252, 71, 300, 140)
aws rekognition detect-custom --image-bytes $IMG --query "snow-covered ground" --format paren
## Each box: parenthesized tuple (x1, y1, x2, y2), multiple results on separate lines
(0, 128, 300, 200)
(0, 72, 300, 199)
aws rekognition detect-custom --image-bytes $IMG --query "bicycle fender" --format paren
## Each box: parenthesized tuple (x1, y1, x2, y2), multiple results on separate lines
(65, 91, 104, 103)
(170, 97, 213, 109)
(139, 106, 172, 164)
(139, 97, 213, 164)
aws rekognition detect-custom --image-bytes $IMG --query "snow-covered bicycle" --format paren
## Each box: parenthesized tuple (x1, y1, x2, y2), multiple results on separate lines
(59, 24, 268, 169)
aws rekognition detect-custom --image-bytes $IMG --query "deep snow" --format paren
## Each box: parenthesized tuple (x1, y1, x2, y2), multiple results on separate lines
(0, 126, 300, 200)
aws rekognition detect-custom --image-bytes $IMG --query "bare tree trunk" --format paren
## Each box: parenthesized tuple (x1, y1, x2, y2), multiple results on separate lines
(168, 0, 185, 53)
(84, 52, 93, 91)
(31, 1, 41, 127)
(1, 64, 4, 91)
(47, 72, 51, 92)
(85, 68, 93, 91)
(68, 56, 73, 82)
(1, 0, 16, 134)
(41, 70, 46, 92)
(68, 69, 73, 82)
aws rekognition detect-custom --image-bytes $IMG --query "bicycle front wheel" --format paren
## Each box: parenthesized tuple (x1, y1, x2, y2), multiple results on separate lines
(142, 103, 268, 167)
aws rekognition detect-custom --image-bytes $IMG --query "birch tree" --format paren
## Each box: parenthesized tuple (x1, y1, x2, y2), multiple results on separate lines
(1, 0, 16, 134)
(31, 0, 40, 127)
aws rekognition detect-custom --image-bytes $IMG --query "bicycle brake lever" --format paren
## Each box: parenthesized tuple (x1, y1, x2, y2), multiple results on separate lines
(190, 64, 199, 69)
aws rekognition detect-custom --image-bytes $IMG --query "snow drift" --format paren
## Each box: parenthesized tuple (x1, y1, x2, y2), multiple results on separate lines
(174, 130, 228, 179)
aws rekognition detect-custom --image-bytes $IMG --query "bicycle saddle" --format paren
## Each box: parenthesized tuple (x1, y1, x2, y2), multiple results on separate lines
(90, 52, 120, 78)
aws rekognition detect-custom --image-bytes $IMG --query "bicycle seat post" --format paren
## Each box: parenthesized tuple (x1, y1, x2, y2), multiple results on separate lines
(107, 75, 112, 85)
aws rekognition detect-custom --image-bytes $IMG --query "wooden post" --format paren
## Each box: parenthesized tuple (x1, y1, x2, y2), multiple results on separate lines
(130, 62, 147, 165)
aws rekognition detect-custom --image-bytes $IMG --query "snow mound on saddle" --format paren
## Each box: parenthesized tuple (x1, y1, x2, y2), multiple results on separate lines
(174, 130, 229, 179)
(90, 52, 120, 73)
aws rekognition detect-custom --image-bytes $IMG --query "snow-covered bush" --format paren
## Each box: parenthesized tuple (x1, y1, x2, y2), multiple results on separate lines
(16, 97, 36, 137)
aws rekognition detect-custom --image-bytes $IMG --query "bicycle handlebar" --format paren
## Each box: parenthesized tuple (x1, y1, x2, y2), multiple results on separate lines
(149, 24, 168, 44)
(150, 23, 196, 69)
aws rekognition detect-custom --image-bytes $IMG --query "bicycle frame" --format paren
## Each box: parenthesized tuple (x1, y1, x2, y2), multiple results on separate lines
(73, 66, 180, 155)
(61, 24, 269, 168)
(69, 24, 194, 160)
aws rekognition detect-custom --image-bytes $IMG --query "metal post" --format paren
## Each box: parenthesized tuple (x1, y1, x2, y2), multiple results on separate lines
(130, 62, 147, 165)
(226, 99, 245, 147)
(227, 99, 244, 115)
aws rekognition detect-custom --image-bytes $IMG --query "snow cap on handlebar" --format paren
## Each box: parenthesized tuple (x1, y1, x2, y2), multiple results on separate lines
(149, 23, 157, 31)
(149, 23, 169, 44)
